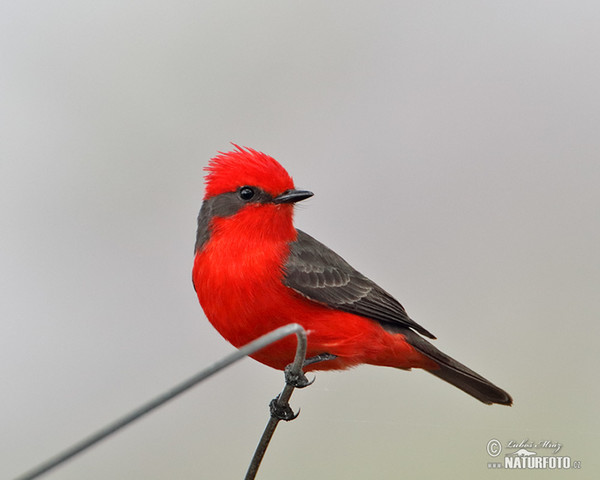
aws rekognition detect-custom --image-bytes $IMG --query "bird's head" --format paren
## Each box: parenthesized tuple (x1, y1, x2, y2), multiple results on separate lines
(203, 144, 313, 205)
(195, 145, 313, 252)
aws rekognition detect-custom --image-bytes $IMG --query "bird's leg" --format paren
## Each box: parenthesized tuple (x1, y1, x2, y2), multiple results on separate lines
(304, 352, 338, 366)
(284, 353, 337, 388)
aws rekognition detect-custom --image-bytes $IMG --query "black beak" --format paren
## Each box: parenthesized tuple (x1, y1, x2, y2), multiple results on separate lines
(273, 189, 314, 204)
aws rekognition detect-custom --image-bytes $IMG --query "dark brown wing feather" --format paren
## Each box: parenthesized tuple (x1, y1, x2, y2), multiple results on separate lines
(283, 230, 436, 339)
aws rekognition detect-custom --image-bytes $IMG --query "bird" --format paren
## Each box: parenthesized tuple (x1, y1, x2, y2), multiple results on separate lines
(192, 145, 512, 406)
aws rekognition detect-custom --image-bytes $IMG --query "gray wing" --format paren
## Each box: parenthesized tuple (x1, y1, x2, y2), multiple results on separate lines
(283, 230, 436, 339)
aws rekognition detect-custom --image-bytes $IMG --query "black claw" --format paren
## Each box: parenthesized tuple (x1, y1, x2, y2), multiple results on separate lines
(284, 364, 314, 388)
(304, 375, 316, 387)
(269, 396, 300, 421)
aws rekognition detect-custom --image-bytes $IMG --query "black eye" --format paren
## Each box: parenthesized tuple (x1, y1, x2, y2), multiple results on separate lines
(238, 186, 255, 201)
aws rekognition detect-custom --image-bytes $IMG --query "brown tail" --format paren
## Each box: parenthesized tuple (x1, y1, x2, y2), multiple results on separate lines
(402, 328, 513, 406)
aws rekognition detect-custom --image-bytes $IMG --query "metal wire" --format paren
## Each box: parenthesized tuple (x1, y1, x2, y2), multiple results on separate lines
(245, 325, 308, 479)
(14, 323, 308, 480)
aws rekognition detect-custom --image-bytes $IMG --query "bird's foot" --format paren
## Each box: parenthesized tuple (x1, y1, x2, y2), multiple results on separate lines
(284, 364, 314, 388)
(269, 395, 300, 421)
(283, 353, 337, 388)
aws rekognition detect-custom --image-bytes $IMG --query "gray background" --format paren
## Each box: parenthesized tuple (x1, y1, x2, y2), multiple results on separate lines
(2, 1, 598, 479)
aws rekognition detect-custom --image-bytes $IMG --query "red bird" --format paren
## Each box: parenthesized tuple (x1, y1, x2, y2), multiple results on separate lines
(193, 146, 512, 405)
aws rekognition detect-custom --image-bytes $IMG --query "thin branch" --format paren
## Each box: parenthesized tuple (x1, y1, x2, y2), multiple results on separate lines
(14, 323, 308, 480)
(245, 326, 308, 480)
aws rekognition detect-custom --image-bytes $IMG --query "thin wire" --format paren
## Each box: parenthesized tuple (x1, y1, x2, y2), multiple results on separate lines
(245, 326, 308, 480)
(14, 323, 308, 480)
